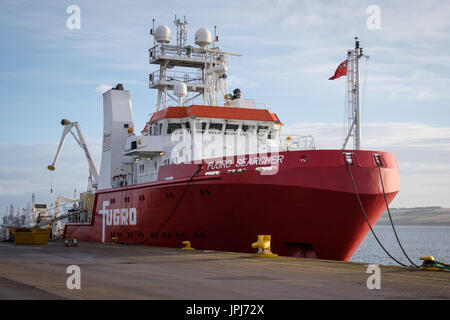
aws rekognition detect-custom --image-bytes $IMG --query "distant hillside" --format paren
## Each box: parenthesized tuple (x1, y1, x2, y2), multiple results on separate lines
(376, 207, 450, 226)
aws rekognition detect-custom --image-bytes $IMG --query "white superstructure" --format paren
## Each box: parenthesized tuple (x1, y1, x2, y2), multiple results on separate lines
(93, 16, 315, 189)
(98, 85, 135, 189)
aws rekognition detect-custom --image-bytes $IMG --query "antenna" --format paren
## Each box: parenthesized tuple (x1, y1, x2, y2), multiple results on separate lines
(174, 15, 188, 47)
(152, 18, 155, 47)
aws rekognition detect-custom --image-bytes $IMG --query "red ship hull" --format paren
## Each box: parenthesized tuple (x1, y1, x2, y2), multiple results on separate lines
(64, 149, 399, 261)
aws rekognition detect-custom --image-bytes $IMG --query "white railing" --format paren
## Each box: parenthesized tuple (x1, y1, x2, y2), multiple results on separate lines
(136, 168, 158, 183)
(149, 45, 207, 63)
(280, 135, 316, 151)
(149, 69, 203, 88)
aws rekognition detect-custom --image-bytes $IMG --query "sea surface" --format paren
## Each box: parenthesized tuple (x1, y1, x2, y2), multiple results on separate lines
(350, 225, 450, 266)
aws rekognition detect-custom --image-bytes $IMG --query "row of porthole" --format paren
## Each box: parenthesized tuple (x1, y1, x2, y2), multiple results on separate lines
(112, 232, 144, 238)
(109, 192, 178, 205)
(199, 188, 211, 196)
(166, 192, 174, 199)
(110, 231, 206, 239)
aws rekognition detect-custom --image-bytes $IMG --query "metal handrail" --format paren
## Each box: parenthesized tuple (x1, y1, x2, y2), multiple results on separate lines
(149, 45, 206, 62)
(281, 135, 316, 150)
(149, 70, 203, 87)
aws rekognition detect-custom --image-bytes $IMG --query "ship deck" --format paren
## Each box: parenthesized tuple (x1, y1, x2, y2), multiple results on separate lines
(0, 240, 449, 300)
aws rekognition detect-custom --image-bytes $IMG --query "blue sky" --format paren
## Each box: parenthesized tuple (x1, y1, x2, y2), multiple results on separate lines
(1, 0, 450, 214)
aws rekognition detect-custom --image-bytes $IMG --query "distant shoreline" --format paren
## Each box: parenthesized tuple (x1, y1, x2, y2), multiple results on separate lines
(376, 222, 450, 227)
(376, 207, 450, 226)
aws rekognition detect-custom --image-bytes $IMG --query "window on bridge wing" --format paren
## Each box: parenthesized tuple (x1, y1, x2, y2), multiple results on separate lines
(241, 124, 255, 133)
(208, 123, 223, 132)
(268, 129, 278, 140)
(167, 123, 182, 134)
(225, 123, 239, 134)
(195, 121, 207, 133)
(257, 125, 269, 137)
(151, 123, 160, 135)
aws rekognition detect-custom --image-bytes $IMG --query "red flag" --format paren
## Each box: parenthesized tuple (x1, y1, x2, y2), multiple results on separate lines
(328, 60, 348, 80)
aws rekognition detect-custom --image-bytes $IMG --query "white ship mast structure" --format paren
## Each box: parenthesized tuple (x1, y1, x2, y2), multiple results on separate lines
(342, 37, 368, 150)
(149, 15, 242, 110)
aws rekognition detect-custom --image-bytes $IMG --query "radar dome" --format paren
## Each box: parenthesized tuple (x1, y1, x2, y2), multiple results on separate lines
(173, 82, 187, 98)
(195, 28, 212, 47)
(155, 25, 171, 43)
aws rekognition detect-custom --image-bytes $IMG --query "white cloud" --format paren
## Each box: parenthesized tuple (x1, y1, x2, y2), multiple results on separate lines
(95, 84, 113, 94)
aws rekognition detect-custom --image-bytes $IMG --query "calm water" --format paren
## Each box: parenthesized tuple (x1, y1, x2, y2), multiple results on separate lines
(350, 225, 450, 266)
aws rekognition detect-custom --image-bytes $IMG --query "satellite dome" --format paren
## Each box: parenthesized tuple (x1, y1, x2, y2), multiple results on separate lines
(194, 28, 212, 47)
(173, 82, 187, 98)
(155, 25, 171, 43)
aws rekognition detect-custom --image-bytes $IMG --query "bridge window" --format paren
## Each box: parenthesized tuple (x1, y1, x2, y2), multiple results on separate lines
(167, 123, 182, 134)
(150, 122, 161, 135)
(268, 129, 278, 140)
(195, 121, 207, 133)
(225, 124, 239, 132)
(257, 126, 269, 136)
(209, 123, 223, 132)
(242, 124, 255, 133)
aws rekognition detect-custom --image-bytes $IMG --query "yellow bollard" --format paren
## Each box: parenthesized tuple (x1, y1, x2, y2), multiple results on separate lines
(419, 255, 442, 271)
(251, 235, 278, 257)
(420, 256, 435, 262)
(181, 241, 195, 250)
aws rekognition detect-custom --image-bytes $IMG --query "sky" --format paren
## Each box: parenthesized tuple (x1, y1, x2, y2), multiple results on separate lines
(1, 0, 450, 215)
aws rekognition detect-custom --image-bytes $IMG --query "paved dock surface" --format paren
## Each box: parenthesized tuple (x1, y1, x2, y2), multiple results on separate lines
(0, 241, 449, 299)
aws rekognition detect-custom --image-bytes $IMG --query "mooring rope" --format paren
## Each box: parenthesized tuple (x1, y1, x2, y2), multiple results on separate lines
(118, 165, 203, 245)
(377, 163, 420, 268)
(346, 162, 414, 268)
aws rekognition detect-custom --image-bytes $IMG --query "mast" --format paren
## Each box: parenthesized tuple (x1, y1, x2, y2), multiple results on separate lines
(343, 37, 365, 150)
(354, 37, 362, 150)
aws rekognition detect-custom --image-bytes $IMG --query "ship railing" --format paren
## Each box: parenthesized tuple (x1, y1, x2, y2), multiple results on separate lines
(280, 135, 316, 151)
(133, 168, 159, 184)
(149, 45, 206, 63)
(149, 70, 204, 88)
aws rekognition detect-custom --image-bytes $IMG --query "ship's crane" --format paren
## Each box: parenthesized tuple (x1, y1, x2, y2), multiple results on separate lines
(47, 119, 99, 191)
